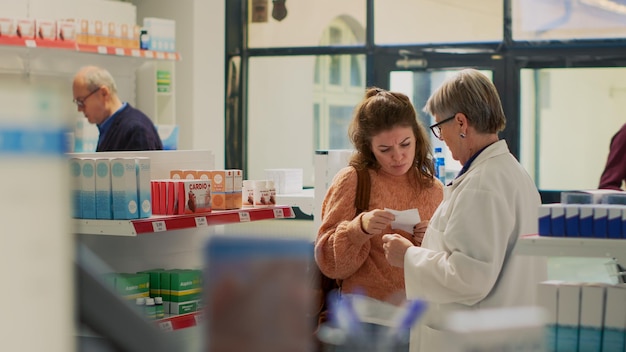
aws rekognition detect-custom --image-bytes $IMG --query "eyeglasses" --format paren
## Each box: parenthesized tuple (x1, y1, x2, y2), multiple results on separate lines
(429, 114, 456, 139)
(73, 87, 101, 108)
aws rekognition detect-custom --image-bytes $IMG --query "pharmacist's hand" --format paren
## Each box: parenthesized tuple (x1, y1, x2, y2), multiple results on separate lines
(412, 220, 429, 246)
(382, 234, 413, 268)
(360, 209, 394, 235)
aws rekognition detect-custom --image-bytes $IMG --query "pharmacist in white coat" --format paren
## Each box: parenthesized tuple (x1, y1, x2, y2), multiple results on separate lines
(382, 69, 546, 352)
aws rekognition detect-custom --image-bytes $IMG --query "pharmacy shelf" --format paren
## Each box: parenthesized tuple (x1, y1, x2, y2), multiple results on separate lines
(515, 235, 626, 266)
(0, 37, 180, 60)
(74, 205, 295, 236)
(156, 311, 202, 332)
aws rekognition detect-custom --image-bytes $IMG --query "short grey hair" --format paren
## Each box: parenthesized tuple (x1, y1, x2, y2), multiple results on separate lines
(81, 66, 118, 95)
(423, 68, 505, 134)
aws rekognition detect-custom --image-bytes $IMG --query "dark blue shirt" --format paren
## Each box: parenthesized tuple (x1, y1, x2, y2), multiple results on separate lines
(97, 102, 127, 148)
(96, 103, 163, 152)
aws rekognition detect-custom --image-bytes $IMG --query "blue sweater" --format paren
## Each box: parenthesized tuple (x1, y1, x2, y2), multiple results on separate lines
(96, 104, 163, 152)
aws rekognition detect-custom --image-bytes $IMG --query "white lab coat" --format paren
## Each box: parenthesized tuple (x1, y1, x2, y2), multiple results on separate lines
(404, 140, 547, 352)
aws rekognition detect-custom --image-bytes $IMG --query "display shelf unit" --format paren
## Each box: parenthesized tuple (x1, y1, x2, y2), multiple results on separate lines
(156, 311, 202, 332)
(515, 235, 626, 267)
(0, 37, 180, 60)
(74, 205, 295, 236)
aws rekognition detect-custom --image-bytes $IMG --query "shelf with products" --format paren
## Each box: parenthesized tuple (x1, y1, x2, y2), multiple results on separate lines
(515, 234, 626, 267)
(0, 36, 180, 60)
(74, 205, 295, 236)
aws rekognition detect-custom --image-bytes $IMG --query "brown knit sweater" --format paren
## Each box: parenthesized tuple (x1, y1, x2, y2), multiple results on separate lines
(315, 166, 444, 305)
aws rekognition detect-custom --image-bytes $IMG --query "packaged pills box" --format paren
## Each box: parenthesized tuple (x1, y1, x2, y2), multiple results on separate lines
(95, 158, 112, 219)
(111, 157, 138, 219)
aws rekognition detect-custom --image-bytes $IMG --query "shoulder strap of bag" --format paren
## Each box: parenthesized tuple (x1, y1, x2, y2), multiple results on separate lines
(354, 167, 371, 216)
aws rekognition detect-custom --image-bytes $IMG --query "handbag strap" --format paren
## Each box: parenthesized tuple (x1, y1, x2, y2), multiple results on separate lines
(354, 167, 371, 216)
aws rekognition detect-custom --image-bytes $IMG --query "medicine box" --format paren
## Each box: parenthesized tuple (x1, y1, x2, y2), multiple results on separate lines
(70, 158, 82, 218)
(538, 204, 563, 236)
(169, 270, 201, 315)
(80, 158, 96, 219)
(578, 205, 594, 238)
(564, 204, 579, 237)
(602, 285, 626, 351)
(537, 280, 561, 352)
(135, 157, 151, 218)
(111, 158, 138, 219)
(606, 205, 625, 239)
(95, 158, 112, 220)
(178, 179, 211, 214)
(551, 204, 565, 236)
(230, 169, 243, 209)
(592, 206, 608, 238)
(209, 170, 233, 210)
(556, 283, 581, 352)
(114, 273, 150, 301)
(578, 284, 605, 352)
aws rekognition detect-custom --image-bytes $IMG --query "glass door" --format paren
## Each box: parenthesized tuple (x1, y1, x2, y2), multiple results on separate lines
(371, 51, 511, 181)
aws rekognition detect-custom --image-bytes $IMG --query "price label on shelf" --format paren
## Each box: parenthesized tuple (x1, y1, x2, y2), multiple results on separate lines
(144, 51, 154, 59)
(152, 221, 167, 232)
(114, 48, 125, 56)
(156, 52, 165, 60)
(97, 46, 107, 54)
(273, 208, 285, 219)
(167, 53, 177, 60)
(131, 49, 141, 57)
(25, 40, 36, 48)
(238, 212, 251, 222)
(195, 216, 208, 227)
(158, 320, 173, 332)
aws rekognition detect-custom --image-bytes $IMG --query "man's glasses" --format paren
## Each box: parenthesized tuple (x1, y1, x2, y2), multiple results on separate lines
(429, 114, 456, 139)
(73, 87, 101, 108)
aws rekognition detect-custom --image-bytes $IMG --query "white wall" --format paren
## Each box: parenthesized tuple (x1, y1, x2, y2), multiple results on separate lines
(132, 0, 225, 168)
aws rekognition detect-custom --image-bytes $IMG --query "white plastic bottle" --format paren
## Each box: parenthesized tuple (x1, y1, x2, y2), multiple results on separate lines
(434, 147, 446, 184)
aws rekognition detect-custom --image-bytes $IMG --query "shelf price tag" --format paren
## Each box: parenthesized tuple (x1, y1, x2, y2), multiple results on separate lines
(25, 40, 36, 48)
(238, 212, 251, 222)
(273, 208, 285, 219)
(144, 51, 154, 59)
(152, 221, 167, 232)
(115, 48, 125, 56)
(131, 49, 141, 57)
(97, 46, 107, 54)
(195, 216, 208, 227)
(158, 320, 174, 332)
(156, 52, 165, 60)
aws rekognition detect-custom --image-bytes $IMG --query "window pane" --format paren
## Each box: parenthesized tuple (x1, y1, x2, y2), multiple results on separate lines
(519, 67, 626, 190)
(513, 0, 626, 41)
(248, 1, 365, 48)
(375, 0, 503, 45)
(248, 55, 365, 187)
(390, 69, 493, 181)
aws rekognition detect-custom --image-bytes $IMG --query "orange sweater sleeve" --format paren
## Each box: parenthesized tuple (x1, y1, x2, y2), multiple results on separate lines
(315, 167, 372, 279)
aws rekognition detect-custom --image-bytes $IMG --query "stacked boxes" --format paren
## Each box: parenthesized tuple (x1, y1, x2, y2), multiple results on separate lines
(538, 190, 626, 238)
(537, 281, 625, 352)
(71, 157, 151, 220)
(151, 169, 244, 214)
(135, 268, 201, 316)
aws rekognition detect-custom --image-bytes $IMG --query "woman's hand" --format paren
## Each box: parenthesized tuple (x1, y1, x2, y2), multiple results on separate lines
(360, 209, 395, 235)
(382, 234, 413, 268)
(412, 220, 429, 246)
